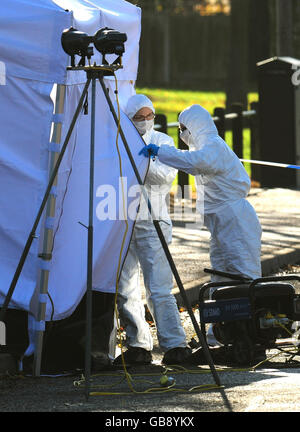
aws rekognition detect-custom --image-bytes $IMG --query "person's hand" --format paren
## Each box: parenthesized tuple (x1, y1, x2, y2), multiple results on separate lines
(139, 144, 159, 158)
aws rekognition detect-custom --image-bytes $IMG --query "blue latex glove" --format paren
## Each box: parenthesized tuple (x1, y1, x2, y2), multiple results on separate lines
(139, 144, 159, 158)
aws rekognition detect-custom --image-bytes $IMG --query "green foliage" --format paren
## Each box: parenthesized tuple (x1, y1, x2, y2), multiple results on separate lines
(127, 0, 201, 14)
(127, 0, 230, 15)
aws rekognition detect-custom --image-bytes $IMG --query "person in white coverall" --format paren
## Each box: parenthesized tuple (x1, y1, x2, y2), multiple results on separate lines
(140, 104, 262, 345)
(114, 94, 191, 366)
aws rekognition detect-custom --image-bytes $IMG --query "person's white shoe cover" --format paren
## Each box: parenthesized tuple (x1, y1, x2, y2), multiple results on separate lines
(117, 94, 187, 352)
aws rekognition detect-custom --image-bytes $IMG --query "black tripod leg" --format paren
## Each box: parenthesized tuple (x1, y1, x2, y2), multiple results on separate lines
(98, 77, 232, 411)
(84, 77, 96, 401)
(0, 79, 91, 325)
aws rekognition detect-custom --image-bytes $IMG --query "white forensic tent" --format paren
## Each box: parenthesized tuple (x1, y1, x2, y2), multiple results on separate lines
(0, 0, 148, 358)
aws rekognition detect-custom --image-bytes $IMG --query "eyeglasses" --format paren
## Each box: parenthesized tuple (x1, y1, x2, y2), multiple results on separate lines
(132, 113, 155, 122)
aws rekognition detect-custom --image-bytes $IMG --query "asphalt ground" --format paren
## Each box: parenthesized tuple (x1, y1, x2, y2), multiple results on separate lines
(1, 186, 300, 415)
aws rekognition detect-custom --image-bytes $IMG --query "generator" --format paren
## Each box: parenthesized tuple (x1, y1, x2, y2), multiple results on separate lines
(198, 270, 300, 366)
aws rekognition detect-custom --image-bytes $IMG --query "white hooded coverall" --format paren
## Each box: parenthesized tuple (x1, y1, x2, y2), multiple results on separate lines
(118, 95, 187, 352)
(157, 104, 262, 282)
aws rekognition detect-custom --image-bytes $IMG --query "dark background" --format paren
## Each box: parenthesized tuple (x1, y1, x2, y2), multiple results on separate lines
(127, 0, 300, 110)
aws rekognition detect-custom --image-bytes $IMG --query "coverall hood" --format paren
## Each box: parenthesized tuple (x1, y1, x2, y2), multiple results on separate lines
(125, 94, 155, 119)
(179, 104, 218, 149)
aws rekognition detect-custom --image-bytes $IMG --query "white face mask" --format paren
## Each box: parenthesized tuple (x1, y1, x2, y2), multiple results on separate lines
(180, 128, 194, 147)
(133, 119, 154, 136)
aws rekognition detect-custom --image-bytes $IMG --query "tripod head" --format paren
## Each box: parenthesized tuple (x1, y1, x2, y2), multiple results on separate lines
(66, 63, 123, 78)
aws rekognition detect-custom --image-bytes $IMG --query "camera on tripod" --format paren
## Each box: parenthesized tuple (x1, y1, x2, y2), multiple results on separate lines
(61, 27, 127, 68)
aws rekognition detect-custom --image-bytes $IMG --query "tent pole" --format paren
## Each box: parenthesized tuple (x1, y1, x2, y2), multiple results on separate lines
(33, 84, 66, 376)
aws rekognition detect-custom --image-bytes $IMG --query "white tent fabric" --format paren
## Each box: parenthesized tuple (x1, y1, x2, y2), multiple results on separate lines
(0, 76, 55, 312)
(0, 1, 147, 325)
(0, 0, 141, 85)
(41, 83, 149, 320)
(0, 0, 70, 83)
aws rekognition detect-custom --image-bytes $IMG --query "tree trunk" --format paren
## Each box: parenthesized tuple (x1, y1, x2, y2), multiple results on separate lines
(226, 0, 250, 111)
(275, 0, 294, 57)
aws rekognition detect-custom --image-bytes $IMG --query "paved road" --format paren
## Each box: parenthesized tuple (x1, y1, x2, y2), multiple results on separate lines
(1, 355, 300, 413)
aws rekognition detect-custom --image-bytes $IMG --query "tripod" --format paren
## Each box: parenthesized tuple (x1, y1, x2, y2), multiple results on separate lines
(0, 64, 231, 410)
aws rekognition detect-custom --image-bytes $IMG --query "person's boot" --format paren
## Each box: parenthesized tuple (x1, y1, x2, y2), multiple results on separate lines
(162, 347, 192, 365)
(113, 346, 152, 366)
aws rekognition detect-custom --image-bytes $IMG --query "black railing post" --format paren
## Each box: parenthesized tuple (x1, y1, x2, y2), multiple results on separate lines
(213, 107, 225, 139)
(250, 101, 261, 184)
(231, 102, 244, 159)
(177, 113, 189, 198)
(155, 113, 168, 134)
